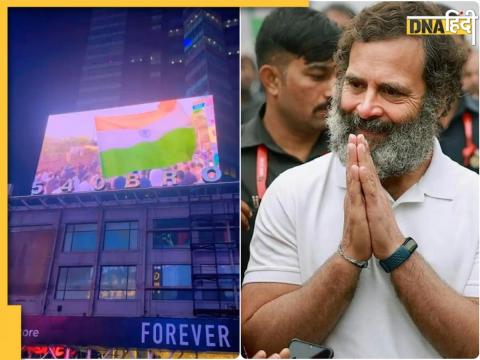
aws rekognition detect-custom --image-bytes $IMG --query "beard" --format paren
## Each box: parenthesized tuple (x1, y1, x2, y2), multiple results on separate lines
(327, 89, 438, 179)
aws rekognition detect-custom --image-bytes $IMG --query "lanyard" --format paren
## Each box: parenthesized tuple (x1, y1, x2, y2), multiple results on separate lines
(256, 144, 268, 200)
(462, 112, 477, 166)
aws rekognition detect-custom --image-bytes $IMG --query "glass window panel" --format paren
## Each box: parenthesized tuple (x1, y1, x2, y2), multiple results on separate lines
(99, 266, 136, 299)
(67, 267, 92, 290)
(195, 290, 218, 301)
(214, 230, 227, 242)
(127, 290, 136, 300)
(104, 229, 130, 250)
(191, 217, 212, 228)
(64, 224, 97, 252)
(100, 266, 127, 290)
(56, 267, 92, 300)
(154, 232, 171, 248)
(57, 268, 68, 289)
(106, 222, 130, 230)
(218, 264, 238, 274)
(74, 224, 97, 231)
(198, 265, 216, 274)
(152, 289, 192, 300)
(194, 278, 217, 288)
(128, 267, 137, 289)
(162, 265, 191, 287)
(104, 222, 138, 250)
(71, 231, 97, 251)
(216, 250, 232, 264)
(218, 278, 236, 289)
(64, 233, 72, 252)
(230, 230, 239, 242)
(220, 290, 234, 301)
(154, 218, 190, 229)
(130, 230, 138, 249)
(152, 265, 192, 301)
(196, 231, 213, 243)
(176, 232, 190, 247)
(153, 231, 190, 248)
(99, 290, 108, 299)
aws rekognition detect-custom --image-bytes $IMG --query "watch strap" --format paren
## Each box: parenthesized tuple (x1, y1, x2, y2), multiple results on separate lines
(379, 237, 417, 273)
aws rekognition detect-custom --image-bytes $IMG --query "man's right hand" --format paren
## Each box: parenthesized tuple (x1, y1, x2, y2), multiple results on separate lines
(341, 134, 372, 261)
(242, 200, 253, 231)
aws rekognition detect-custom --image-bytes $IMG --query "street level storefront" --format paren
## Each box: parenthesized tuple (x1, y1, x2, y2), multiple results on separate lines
(22, 315, 239, 358)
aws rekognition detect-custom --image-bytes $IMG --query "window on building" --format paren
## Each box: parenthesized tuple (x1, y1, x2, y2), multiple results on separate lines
(153, 231, 190, 249)
(191, 229, 229, 244)
(195, 289, 219, 301)
(218, 277, 237, 289)
(153, 218, 190, 229)
(99, 266, 136, 299)
(220, 290, 235, 301)
(64, 224, 97, 252)
(218, 264, 238, 274)
(104, 221, 138, 250)
(152, 265, 192, 300)
(56, 267, 93, 300)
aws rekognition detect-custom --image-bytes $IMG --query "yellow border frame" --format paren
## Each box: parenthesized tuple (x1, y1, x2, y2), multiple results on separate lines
(1, 0, 307, 359)
(4, 0, 308, 7)
(1, 4, 22, 360)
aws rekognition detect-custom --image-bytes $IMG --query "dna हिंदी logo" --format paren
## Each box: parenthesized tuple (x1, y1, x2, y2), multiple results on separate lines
(407, 9, 478, 46)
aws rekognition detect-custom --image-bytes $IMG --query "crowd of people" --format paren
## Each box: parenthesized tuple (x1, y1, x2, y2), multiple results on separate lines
(34, 148, 216, 194)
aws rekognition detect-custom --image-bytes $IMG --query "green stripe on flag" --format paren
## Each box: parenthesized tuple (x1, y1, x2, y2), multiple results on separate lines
(100, 127, 196, 178)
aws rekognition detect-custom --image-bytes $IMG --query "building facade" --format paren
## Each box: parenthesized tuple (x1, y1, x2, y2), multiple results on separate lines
(9, 183, 239, 358)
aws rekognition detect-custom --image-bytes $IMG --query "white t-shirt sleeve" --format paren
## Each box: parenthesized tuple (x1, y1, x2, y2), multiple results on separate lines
(463, 241, 479, 297)
(243, 174, 301, 286)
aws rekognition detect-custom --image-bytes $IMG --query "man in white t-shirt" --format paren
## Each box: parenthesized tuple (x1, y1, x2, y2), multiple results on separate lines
(242, 2, 479, 358)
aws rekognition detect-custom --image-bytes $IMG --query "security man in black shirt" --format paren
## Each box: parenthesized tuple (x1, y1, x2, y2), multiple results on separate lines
(241, 8, 341, 279)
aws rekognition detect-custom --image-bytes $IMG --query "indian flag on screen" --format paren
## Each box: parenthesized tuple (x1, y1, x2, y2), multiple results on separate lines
(95, 99, 196, 178)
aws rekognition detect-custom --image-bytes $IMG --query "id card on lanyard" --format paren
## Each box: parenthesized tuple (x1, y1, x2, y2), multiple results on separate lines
(252, 144, 268, 209)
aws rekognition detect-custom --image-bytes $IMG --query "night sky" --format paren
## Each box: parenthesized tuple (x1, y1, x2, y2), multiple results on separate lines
(8, 8, 91, 195)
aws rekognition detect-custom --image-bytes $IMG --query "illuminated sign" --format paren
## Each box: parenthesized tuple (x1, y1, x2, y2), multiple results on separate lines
(32, 95, 221, 195)
(22, 315, 239, 352)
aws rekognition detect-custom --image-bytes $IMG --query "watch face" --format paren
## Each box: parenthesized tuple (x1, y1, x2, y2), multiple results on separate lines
(404, 238, 417, 252)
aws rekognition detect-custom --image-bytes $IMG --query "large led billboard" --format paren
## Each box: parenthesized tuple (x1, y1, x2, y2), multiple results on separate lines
(32, 95, 221, 195)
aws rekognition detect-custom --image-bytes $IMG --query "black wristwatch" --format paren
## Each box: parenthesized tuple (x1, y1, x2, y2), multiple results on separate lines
(379, 237, 417, 273)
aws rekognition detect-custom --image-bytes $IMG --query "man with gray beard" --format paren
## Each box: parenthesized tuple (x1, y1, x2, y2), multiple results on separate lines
(327, 91, 439, 180)
(242, 2, 478, 359)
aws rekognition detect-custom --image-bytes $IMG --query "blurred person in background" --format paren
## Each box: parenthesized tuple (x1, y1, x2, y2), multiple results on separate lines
(240, 8, 341, 280)
(434, 5, 479, 172)
(324, 3, 356, 28)
(241, 55, 264, 124)
(242, 2, 478, 358)
(438, 73, 479, 172)
(462, 49, 479, 99)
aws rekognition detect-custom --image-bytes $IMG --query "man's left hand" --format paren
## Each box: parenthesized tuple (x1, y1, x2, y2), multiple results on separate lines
(355, 134, 404, 260)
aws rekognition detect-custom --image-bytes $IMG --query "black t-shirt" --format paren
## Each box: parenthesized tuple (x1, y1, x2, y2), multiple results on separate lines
(241, 104, 329, 279)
